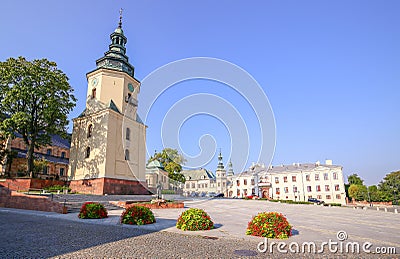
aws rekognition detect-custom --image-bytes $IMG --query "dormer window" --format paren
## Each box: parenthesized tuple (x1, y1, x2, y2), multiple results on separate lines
(92, 88, 96, 99)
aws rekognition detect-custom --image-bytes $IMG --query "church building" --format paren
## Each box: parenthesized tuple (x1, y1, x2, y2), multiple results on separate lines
(68, 12, 150, 195)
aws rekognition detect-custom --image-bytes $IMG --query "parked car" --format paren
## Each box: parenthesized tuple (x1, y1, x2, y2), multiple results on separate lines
(308, 198, 324, 205)
(214, 193, 224, 198)
(206, 192, 216, 197)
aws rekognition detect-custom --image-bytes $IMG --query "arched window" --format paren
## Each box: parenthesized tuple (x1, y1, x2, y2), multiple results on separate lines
(87, 124, 93, 138)
(125, 149, 130, 161)
(126, 128, 130, 140)
(85, 147, 91, 158)
(92, 88, 96, 99)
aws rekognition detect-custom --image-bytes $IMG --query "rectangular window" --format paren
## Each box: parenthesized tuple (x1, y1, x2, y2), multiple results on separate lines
(315, 174, 320, 181)
(275, 177, 279, 184)
(284, 187, 289, 193)
(293, 186, 298, 193)
(237, 189, 240, 196)
(186, 183, 190, 189)
(205, 183, 208, 188)
(252, 188, 255, 195)
(316, 185, 321, 192)
(275, 188, 280, 195)
(326, 195, 331, 199)
(223, 182, 225, 187)
(218, 182, 220, 187)
(61, 152, 66, 158)
(43, 166, 49, 175)
(244, 189, 248, 196)
(236, 180, 240, 186)
(308, 195, 313, 199)
(336, 194, 341, 199)
(59, 168, 65, 176)
(325, 185, 330, 192)
(306, 174, 310, 181)
(191, 183, 195, 188)
(251, 179, 255, 185)
(292, 176, 296, 182)
(307, 186, 312, 192)
(333, 172, 338, 180)
(335, 184, 340, 191)
(283, 176, 288, 183)
(317, 195, 322, 199)
(324, 173, 329, 180)
(244, 179, 247, 185)
(46, 148, 52, 155)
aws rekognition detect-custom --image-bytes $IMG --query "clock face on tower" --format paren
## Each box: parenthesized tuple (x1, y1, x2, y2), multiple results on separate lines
(128, 83, 134, 92)
(92, 78, 98, 86)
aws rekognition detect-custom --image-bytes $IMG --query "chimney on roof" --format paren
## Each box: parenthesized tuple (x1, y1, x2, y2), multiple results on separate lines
(315, 161, 320, 166)
(325, 159, 332, 165)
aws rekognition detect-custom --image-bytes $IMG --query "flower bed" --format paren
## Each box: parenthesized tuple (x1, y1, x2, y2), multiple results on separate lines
(121, 205, 156, 225)
(78, 202, 108, 219)
(246, 212, 292, 239)
(176, 208, 214, 231)
(110, 200, 184, 209)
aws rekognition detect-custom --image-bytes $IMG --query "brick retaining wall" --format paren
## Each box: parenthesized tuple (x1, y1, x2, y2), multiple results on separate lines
(0, 178, 66, 192)
(111, 200, 184, 209)
(69, 178, 152, 195)
(0, 186, 64, 213)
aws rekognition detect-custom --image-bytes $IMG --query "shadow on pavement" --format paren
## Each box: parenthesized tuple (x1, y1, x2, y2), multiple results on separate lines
(0, 210, 173, 258)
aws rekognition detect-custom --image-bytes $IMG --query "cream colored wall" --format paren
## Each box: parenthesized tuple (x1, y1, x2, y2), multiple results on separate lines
(86, 69, 140, 114)
(104, 111, 146, 181)
(69, 67, 146, 183)
(69, 110, 109, 180)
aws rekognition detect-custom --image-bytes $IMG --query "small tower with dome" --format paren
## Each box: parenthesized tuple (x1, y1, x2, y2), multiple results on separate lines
(215, 150, 227, 194)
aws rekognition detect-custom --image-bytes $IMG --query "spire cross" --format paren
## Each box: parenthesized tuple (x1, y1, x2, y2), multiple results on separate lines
(119, 8, 123, 28)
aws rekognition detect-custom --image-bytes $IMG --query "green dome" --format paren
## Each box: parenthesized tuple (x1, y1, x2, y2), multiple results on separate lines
(114, 27, 124, 34)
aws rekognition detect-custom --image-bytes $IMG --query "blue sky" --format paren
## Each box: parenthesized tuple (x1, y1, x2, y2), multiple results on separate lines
(1, 1, 399, 185)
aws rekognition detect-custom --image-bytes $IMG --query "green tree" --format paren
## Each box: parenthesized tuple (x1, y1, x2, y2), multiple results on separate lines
(378, 171, 400, 203)
(0, 57, 76, 177)
(33, 158, 49, 175)
(149, 148, 186, 183)
(367, 185, 379, 202)
(348, 184, 367, 201)
(347, 174, 364, 185)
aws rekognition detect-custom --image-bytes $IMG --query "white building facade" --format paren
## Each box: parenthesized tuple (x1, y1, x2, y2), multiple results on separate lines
(227, 160, 347, 205)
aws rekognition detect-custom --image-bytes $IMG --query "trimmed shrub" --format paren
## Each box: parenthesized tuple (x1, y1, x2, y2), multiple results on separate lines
(44, 185, 71, 193)
(246, 212, 292, 239)
(121, 205, 155, 225)
(324, 203, 342, 207)
(176, 208, 214, 231)
(78, 202, 108, 219)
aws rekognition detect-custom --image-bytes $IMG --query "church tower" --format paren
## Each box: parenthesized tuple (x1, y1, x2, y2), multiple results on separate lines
(68, 11, 149, 195)
(215, 151, 227, 194)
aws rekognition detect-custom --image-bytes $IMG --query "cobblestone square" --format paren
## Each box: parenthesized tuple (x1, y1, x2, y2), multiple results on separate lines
(0, 199, 399, 258)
